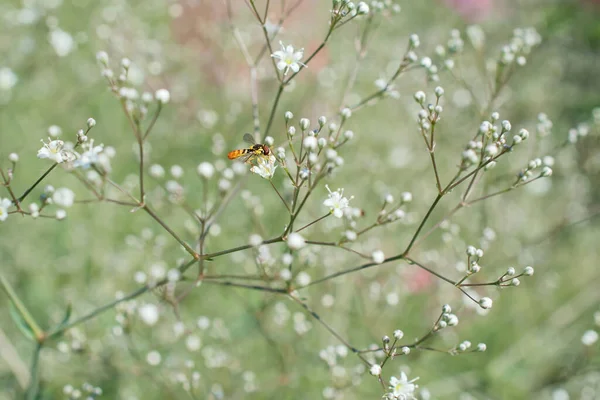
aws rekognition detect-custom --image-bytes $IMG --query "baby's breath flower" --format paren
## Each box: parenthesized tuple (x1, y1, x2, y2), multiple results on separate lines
(197, 162, 215, 179)
(506, 267, 516, 276)
(86, 117, 96, 128)
(523, 266, 534, 276)
(582, 330, 599, 346)
(303, 136, 318, 150)
(37, 139, 75, 164)
(155, 88, 170, 104)
(271, 41, 305, 75)
(56, 209, 67, 220)
(249, 234, 263, 247)
(414, 91, 426, 104)
(52, 188, 75, 208)
(401, 192, 412, 203)
(250, 155, 277, 180)
(150, 164, 165, 178)
(8, 153, 18, 162)
(372, 250, 385, 264)
(341, 108, 352, 119)
(299, 118, 310, 130)
(138, 304, 159, 326)
(476, 343, 487, 352)
(357, 2, 369, 14)
(296, 271, 311, 286)
(73, 139, 104, 169)
(323, 185, 352, 218)
(369, 364, 382, 376)
(393, 329, 404, 340)
(409, 33, 420, 48)
(146, 350, 162, 366)
(479, 297, 493, 309)
(0, 198, 12, 222)
(388, 372, 419, 399)
(541, 166, 552, 177)
(287, 232, 306, 250)
(284, 111, 293, 121)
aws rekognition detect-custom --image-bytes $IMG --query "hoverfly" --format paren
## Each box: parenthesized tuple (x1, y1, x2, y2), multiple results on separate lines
(227, 133, 271, 164)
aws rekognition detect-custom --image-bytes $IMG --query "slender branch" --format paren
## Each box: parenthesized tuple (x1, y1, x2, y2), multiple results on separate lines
(269, 180, 291, 213)
(17, 163, 58, 203)
(403, 193, 443, 255)
(296, 213, 330, 232)
(25, 343, 42, 400)
(143, 205, 199, 259)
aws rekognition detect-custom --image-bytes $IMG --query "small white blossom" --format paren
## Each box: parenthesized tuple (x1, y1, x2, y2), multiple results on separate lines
(155, 89, 170, 104)
(479, 297, 493, 309)
(56, 209, 67, 220)
(372, 250, 385, 264)
(146, 350, 161, 366)
(303, 136, 318, 150)
(150, 164, 165, 178)
(197, 162, 215, 179)
(369, 364, 382, 376)
(393, 330, 404, 340)
(401, 192, 412, 203)
(323, 185, 352, 218)
(37, 139, 75, 164)
(296, 271, 311, 286)
(409, 34, 420, 48)
(250, 155, 277, 180)
(138, 304, 159, 326)
(249, 234, 263, 247)
(582, 330, 599, 346)
(52, 188, 75, 208)
(389, 372, 419, 398)
(8, 153, 18, 162)
(73, 139, 104, 169)
(271, 41, 305, 75)
(287, 232, 306, 250)
(0, 67, 18, 91)
(0, 198, 12, 222)
(477, 343, 487, 352)
(86, 118, 96, 128)
(523, 266, 534, 276)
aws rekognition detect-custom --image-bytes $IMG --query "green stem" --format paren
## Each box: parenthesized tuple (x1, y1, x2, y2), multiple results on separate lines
(0, 274, 44, 342)
(26, 343, 42, 400)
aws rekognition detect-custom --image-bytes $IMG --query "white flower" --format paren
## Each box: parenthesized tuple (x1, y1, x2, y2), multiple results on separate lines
(357, 2, 369, 14)
(149, 164, 165, 178)
(37, 139, 75, 163)
(389, 372, 419, 399)
(0, 67, 18, 91)
(56, 209, 67, 220)
(323, 185, 352, 218)
(146, 350, 161, 366)
(393, 330, 404, 340)
(296, 271, 311, 286)
(155, 88, 170, 104)
(0, 198, 12, 222)
(369, 364, 382, 376)
(287, 232, 306, 250)
(52, 188, 75, 208)
(582, 330, 598, 346)
(372, 250, 385, 264)
(250, 155, 277, 180)
(197, 162, 215, 179)
(73, 139, 104, 169)
(271, 41, 305, 75)
(138, 304, 159, 326)
(48, 125, 62, 137)
(479, 297, 493, 309)
(186, 335, 202, 351)
(49, 29, 75, 57)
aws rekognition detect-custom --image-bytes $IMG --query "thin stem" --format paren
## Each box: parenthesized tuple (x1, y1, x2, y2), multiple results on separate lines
(404, 257, 456, 285)
(17, 163, 58, 203)
(269, 180, 291, 213)
(296, 213, 330, 232)
(48, 285, 152, 338)
(142, 104, 162, 140)
(203, 236, 283, 259)
(403, 193, 443, 255)
(26, 343, 42, 400)
(143, 205, 199, 259)
(0, 274, 45, 342)
(302, 254, 405, 288)
(264, 83, 284, 138)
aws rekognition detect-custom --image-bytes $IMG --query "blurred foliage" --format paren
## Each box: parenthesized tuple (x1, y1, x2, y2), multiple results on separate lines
(0, 0, 599, 399)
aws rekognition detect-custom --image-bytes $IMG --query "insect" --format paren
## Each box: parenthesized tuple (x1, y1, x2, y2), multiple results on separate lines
(227, 133, 271, 164)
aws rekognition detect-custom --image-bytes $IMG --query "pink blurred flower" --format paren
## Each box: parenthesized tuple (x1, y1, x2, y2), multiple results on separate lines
(441, 0, 493, 22)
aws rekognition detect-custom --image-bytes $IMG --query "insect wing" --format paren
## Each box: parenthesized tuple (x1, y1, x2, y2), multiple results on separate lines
(243, 133, 256, 145)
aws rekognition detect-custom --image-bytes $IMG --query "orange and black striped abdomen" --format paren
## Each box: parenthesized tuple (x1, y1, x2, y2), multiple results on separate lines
(227, 148, 251, 160)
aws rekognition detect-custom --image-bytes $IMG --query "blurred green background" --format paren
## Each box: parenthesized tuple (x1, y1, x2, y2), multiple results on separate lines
(1, 0, 599, 399)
